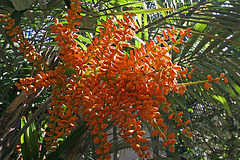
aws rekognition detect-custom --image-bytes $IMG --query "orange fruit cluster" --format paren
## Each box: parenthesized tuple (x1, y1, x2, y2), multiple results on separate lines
(1, 0, 228, 159)
(74, 11, 195, 159)
(0, 14, 47, 72)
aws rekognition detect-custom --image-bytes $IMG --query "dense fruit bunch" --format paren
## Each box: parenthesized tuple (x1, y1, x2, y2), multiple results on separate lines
(0, 0, 228, 159)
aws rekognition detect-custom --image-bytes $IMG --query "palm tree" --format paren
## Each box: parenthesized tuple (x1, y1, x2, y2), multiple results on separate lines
(0, 0, 239, 159)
